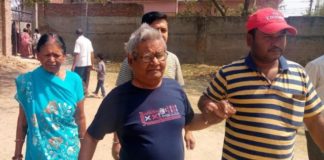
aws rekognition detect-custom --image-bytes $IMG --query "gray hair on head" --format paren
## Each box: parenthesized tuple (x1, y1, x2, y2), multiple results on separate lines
(124, 23, 166, 55)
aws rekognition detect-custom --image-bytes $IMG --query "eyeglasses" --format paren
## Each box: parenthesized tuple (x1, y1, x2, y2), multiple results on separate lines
(134, 51, 168, 63)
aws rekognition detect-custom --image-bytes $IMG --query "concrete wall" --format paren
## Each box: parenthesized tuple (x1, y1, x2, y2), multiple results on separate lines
(0, 1, 3, 53)
(169, 16, 324, 66)
(0, 0, 12, 56)
(111, 0, 177, 16)
(38, 4, 324, 65)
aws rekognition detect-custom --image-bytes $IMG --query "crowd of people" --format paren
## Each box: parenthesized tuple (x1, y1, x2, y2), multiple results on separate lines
(12, 8, 324, 160)
(11, 23, 41, 59)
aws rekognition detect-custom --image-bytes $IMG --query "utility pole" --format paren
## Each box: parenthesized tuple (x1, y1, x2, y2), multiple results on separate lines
(86, 0, 88, 36)
(309, 0, 314, 15)
(242, 0, 250, 16)
(35, 2, 38, 29)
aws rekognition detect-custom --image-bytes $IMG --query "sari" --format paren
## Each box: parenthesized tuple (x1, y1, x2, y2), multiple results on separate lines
(19, 32, 31, 57)
(15, 66, 84, 160)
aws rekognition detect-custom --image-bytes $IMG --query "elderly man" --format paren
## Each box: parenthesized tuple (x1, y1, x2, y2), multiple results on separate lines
(79, 24, 216, 160)
(198, 8, 324, 159)
(113, 11, 193, 160)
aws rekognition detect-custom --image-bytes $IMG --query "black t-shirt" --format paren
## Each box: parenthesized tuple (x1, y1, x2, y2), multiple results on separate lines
(87, 78, 194, 160)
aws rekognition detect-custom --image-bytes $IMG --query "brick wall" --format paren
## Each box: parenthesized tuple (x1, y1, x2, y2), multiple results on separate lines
(40, 3, 143, 17)
(178, 1, 217, 16)
(39, 14, 324, 65)
(0, 0, 12, 56)
(0, 1, 4, 54)
(0, 1, 3, 54)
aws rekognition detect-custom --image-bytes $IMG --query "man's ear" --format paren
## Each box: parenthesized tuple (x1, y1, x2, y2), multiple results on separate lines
(127, 53, 133, 65)
(246, 33, 253, 47)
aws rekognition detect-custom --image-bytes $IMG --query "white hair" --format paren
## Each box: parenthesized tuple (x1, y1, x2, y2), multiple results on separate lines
(124, 23, 166, 55)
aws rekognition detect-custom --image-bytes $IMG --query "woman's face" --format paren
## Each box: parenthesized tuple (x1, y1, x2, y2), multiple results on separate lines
(37, 42, 66, 74)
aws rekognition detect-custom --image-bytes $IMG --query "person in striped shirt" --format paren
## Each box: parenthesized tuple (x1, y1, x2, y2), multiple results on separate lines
(112, 11, 193, 160)
(198, 8, 324, 160)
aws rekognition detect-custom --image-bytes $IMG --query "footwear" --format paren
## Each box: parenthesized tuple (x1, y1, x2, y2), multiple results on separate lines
(92, 93, 100, 98)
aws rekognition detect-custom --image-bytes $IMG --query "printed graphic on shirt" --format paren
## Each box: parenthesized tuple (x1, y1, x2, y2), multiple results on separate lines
(139, 105, 181, 126)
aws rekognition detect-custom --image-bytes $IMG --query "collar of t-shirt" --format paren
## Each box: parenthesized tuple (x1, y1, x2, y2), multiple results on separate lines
(245, 53, 289, 72)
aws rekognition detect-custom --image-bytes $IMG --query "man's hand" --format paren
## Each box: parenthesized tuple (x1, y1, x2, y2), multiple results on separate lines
(198, 95, 236, 123)
(71, 53, 79, 72)
(206, 100, 236, 119)
(111, 143, 121, 160)
(184, 130, 195, 150)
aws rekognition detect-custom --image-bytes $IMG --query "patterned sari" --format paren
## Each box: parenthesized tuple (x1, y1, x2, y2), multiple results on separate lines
(15, 66, 84, 160)
(19, 32, 31, 57)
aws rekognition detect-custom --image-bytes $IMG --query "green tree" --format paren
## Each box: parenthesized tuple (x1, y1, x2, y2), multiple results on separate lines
(23, 0, 50, 6)
(312, 1, 324, 16)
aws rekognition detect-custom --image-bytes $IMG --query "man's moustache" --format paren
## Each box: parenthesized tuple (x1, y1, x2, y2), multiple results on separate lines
(268, 47, 283, 52)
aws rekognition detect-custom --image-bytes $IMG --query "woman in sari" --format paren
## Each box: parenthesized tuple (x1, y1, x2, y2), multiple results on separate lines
(12, 33, 86, 160)
(19, 28, 32, 58)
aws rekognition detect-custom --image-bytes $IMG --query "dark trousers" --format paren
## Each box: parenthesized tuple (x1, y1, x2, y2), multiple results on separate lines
(75, 66, 91, 95)
(305, 130, 324, 160)
(94, 80, 106, 96)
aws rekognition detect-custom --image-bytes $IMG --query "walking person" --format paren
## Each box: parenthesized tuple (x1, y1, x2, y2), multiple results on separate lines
(198, 8, 324, 159)
(113, 11, 194, 160)
(78, 24, 218, 160)
(72, 28, 94, 96)
(19, 28, 32, 58)
(13, 33, 86, 160)
(305, 55, 324, 160)
(11, 21, 19, 56)
(92, 54, 106, 98)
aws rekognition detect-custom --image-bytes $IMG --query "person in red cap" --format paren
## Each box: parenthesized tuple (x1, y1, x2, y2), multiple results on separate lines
(198, 7, 324, 159)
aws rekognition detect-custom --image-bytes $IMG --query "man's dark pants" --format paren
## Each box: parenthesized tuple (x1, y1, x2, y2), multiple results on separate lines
(75, 66, 91, 95)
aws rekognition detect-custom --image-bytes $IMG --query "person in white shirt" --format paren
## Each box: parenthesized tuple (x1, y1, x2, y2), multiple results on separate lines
(72, 28, 94, 95)
(305, 55, 324, 160)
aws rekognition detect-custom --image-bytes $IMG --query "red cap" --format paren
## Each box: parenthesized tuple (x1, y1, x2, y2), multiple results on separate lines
(246, 8, 297, 35)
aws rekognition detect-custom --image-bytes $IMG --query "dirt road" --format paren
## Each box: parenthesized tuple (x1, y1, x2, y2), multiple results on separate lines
(0, 55, 308, 160)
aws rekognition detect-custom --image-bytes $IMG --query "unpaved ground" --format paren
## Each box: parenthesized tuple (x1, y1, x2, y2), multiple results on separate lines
(0, 55, 309, 160)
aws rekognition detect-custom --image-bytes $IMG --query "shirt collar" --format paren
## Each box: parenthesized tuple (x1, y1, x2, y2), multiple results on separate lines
(244, 53, 289, 72)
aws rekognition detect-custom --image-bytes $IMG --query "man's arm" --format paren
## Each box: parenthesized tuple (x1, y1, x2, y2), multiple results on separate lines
(79, 132, 99, 160)
(174, 56, 185, 86)
(111, 132, 121, 160)
(91, 51, 95, 69)
(304, 111, 324, 152)
(198, 94, 236, 120)
(185, 113, 221, 131)
(71, 53, 79, 71)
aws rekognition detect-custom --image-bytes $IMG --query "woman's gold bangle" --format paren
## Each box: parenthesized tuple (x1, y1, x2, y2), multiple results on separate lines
(14, 139, 24, 143)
